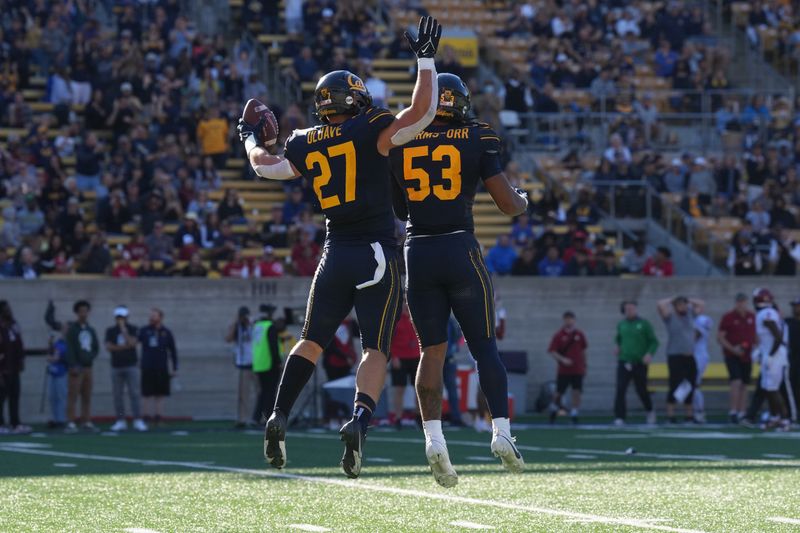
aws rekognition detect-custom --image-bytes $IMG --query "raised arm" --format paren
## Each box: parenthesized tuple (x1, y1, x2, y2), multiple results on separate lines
(376, 16, 442, 156)
(656, 298, 673, 319)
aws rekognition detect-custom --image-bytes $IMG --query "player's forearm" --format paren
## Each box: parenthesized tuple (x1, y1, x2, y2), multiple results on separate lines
(390, 60, 438, 146)
(248, 149, 297, 181)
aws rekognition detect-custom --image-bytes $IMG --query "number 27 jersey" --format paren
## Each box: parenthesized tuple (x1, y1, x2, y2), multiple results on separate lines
(283, 106, 396, 245)
(388, 122, 503, 237)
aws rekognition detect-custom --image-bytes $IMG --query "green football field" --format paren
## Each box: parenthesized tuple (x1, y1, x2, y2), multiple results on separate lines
(2, 422, 800, 532)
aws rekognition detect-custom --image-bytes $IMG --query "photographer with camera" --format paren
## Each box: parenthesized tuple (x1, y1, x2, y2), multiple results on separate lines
(225, 306, 258, 428)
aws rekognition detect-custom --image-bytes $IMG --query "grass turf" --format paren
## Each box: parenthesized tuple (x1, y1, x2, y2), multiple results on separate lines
(2, 423, 800, 532)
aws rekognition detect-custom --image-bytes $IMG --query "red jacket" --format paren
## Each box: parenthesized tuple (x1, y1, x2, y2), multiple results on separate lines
(642, 258, 673, 277)
(391, 313, 420, 360)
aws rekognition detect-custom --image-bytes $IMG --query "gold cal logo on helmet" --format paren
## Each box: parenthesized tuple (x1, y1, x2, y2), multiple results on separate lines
(439, 89, 455, 107)
(347, 74, 366, 91)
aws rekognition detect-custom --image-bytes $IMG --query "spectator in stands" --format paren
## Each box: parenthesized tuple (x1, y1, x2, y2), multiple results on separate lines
(263, 205, 291, 248)
(197, 106, 230, 169)
(658, 296, 705, 423)
(14, 247, 40, 280)
(485, 235, 517, 276)
(769, 198, 796, 230)
(254, 246, 285, 278)
(654, 40, 679, 77)
(603, 133, 631, 164)
(106, 307, 147, 432)
(138, 308, 178, 427)
(77, 232, 112, 275)
(688, 158, 716, 203)
(390, 304, 420, 430)
(567, 190, 601, 226)
(17, 194, 45, 237)
(595, 250, 622, 276)
(538, 245, 565, 277)
(511, 247, 538, 276)
(180, 253, 208, 278)
(145, 221, 175, 264)
(728, 226, 763, 275)
(0, 206, 21, 249)
(0, 301, 30, 434)
(590, 67, 617, 109)
(437, 46, 464, 79)
(65, 300, 99, 433)
(291, 231, 320, 277)
(222, 249, 250, 278)
(718, 293, 756, 424)
(564, 248, 593, 276)
(642, 246, 674, 277)
(0, 250, 15, 278)
(663, 158, 686, 194)
(745, 200, 770, 233)
(217, 189, 245, 223)
(282, 187, 308, 224)
(510, 213, 534, 247)
(289, 46, 319, 83)
(614, 301, 658, 426)
(503, 70, 531, 113)
(112, 251, 138, 278)
(212, 220, 239, 261)
(547, 311, 588, 425)
(768, 227, 800, 276)
(714, 155, 742, 199)
(362, 64, 390, 108)
(74, 132, 103, 192)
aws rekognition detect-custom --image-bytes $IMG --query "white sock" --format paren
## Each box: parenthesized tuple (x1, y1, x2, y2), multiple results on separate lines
(491, 417, 511, 435)
(569, 408, 578, 417)
(423, 420, 444, 442)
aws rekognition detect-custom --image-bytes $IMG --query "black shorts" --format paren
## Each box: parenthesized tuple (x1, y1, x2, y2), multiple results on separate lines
(725, 357, 752, 384)
(302, 241, 402, 356)
(667, 354, 697, 404)
(391, 358, 420, 387)
(141, 368, 170, 397)
(405, 232, 495, 347)
(556, 374, 584, 394)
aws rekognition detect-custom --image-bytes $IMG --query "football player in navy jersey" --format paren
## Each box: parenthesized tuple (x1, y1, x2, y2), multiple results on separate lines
(389, 73, 528, 487)
(237, 16, 442, 479)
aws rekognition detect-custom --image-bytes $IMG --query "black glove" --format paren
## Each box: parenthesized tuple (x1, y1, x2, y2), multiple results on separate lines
(237, 116, 266, 145)
(404, 16, 442, 59)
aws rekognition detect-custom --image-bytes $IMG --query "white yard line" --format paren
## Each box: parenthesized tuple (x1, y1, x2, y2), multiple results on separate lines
(287, 525, 331, 532)
(123, 528, 163, 533)
(767, 517, 800, 525)
(0, 445, 708, 533)
(449, 520, 494, 529)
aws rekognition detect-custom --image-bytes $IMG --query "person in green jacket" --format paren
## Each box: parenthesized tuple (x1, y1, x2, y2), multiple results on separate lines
(65, 300, 99, 432)
(613, 301, 659, 426)
(252, 305, 285, 423)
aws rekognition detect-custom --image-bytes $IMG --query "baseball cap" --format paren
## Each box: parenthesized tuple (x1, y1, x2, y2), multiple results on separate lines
(735, 292, 748, 302)
(563, 310, 576, 319)
(114, 306, 129, 318)
(238, 306, 250, 317)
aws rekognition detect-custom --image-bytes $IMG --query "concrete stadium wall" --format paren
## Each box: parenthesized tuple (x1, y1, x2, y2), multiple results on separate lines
(6, 277, 799, 423)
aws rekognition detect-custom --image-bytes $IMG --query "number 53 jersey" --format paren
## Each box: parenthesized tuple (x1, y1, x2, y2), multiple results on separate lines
(283, 106, 396, 246)
(388, 122, 503, 237)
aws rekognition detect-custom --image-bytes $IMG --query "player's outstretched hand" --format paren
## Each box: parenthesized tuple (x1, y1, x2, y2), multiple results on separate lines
(404, 16, 442, 59)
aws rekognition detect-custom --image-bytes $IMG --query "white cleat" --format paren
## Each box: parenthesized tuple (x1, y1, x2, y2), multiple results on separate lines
(491, 431, 525, 474)
(425, 439, 458, 488)
(110, 419, 128, 432)
(132, 418, 149, 432)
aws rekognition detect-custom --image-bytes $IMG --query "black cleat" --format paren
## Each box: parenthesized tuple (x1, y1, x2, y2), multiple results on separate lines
(571, 416, 579, 425)
(548, 410, 557, 424)
(339, 419, 365, 479)
(264, 410, 287, 469)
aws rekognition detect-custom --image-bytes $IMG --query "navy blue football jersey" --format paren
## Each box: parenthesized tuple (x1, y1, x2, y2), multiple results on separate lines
(284, 106, 396, 244)
(388, 122, 503, 236)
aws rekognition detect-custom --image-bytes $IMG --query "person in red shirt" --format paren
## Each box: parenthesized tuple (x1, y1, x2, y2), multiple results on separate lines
(124, 232, 149, 261)
(562, 231, 593, 265)
(642, 246, 674, 277)
(717, 292, 756, 423)
(291, 231, 320, 277)
(177, 234, 200, 261)
(112, 251, 138, 278)
(322, 317, 359, 429)
(254, 246, 284, 278)
(546, 311, 588, 424)
(390, 305, 421, 429)
(222, 249, 250, 278)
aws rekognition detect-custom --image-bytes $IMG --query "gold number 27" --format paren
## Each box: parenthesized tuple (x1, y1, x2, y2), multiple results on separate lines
(305, 141, 356, 209)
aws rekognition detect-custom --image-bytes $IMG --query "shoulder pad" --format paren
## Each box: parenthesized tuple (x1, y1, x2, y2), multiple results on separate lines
(364, 106, 394, 124)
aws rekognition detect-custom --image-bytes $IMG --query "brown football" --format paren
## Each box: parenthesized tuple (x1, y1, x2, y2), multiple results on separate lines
(241, 98, 278, 146)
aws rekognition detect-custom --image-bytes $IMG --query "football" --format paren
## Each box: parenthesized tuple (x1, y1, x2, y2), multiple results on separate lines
(241, 98, 278, 146)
